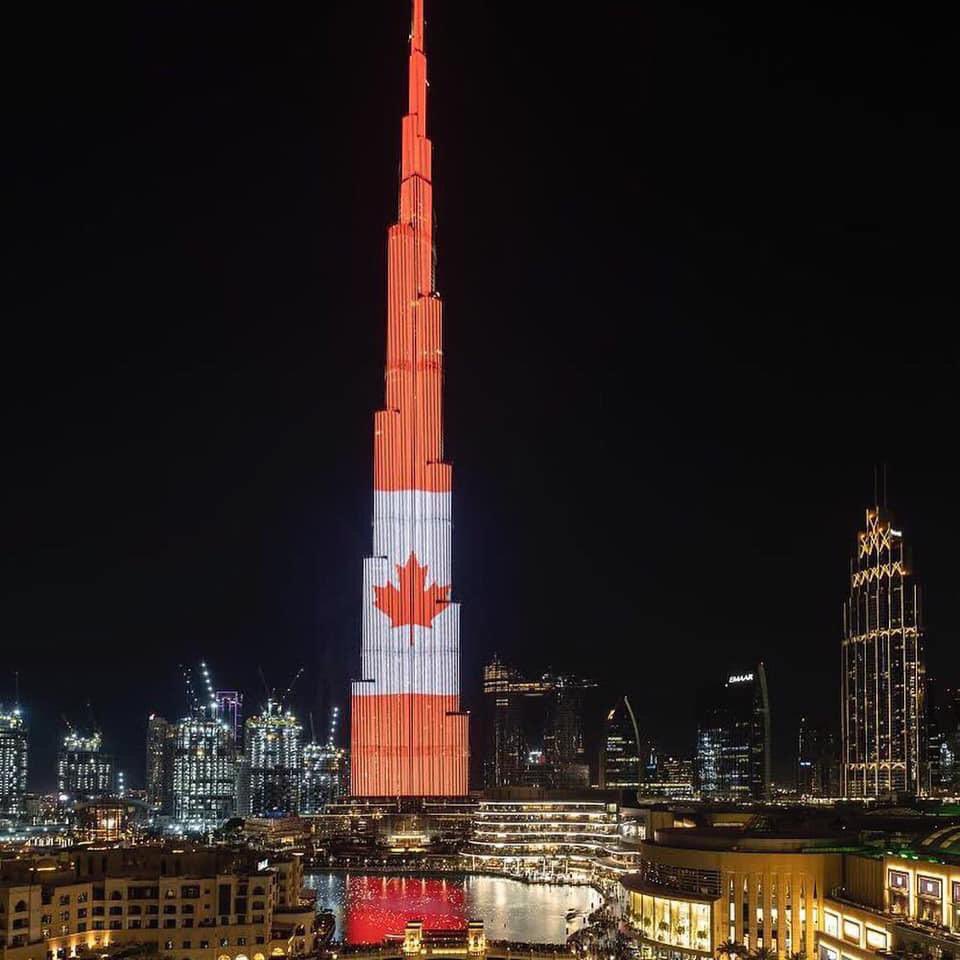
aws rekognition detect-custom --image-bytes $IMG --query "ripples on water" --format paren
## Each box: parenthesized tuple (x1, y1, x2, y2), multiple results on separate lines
(303, 873, 598, 945)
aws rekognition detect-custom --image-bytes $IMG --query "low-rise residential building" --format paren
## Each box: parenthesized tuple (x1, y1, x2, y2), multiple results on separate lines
(0, 847, 317, 960)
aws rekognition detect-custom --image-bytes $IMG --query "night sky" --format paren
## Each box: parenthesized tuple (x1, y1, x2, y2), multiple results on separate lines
(4, 2, 958, 791)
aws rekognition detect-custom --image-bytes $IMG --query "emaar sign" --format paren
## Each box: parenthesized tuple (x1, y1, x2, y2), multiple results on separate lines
(728, 673, 754, 684)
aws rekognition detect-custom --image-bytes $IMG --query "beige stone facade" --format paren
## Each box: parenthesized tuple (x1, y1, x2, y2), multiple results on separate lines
(621, 828, 844, 960)
(0, 848, 316, 960)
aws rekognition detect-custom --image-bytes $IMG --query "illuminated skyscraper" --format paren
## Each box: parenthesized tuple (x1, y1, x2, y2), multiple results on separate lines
(57, 731, 116, 800)
(0, 706, 28, 818)
(245, 701, 303, 816)
(696, 665, 770, 800)
(600, 697, 641, 791)
(481, 657, 595, 789)
(172, 711, 236, 826)
(797, 716, 839, 798)
(303, 706, 346, 812)
(302, 744, 347, 812)
(350, 0, 468, 796)
(842, 505, 926, 797)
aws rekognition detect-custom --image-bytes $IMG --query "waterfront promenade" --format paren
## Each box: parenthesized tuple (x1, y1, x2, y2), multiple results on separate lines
(322, 942, 573, 960)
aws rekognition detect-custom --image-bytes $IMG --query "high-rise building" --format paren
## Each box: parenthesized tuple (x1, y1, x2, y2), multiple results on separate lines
(637, 750, 696, 799)
(600, 697, 642, 791)
(841, 504, 926, 797)
(797, 716, 840, 797)
(302, 706, 347, 813)
(543, 675, 592, 786)
(0, 705, 28, 819)
(245, 701, 303, 816)
(215, 690, 243, 742)
(350, 0, 469, 797)
(145, 714, 175, 814)
(57, 731, 115, 800)
(171, 711, 236, 826)
(926, 684, 960, 794)
(481, 656, 596, 789)
(695, 665, 771, 800)
(302, 743, 348, 813)
(482, 657, 527, 788)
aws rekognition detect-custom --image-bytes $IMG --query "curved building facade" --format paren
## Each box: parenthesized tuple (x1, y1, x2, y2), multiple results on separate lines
(622, 826, 842, 960)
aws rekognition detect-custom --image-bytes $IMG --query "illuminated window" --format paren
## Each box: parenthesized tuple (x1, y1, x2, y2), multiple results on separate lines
(842, 919, 860, 944)
(824, 912, 839, 937)
(888, 870, 909, 890)
(866, 928, 887, 950)
(918, 876, 942, 899)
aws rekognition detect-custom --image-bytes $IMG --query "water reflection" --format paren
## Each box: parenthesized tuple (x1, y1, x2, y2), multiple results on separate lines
(303, 873, 595, 945)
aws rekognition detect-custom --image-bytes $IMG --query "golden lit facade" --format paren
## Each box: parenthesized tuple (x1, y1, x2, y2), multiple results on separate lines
(401, 920, 486, 957)
(841, 506, 925, 797)
(621, 828, 842, 960)
(820, 828, 960, 960)
(0, 848, 316, 960)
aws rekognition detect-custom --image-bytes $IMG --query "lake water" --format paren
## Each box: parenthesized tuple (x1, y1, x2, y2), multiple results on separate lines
(303, 872, 598, 945)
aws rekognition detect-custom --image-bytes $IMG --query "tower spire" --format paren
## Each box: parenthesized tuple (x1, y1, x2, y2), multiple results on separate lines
(411, 0, 424, 54)
(404, 0, 430, 186)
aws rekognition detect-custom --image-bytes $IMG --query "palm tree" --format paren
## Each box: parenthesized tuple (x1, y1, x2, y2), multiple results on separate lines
(789, 951, 807, 960)
(750, 948, 776, 960)
(716, 940, 743, 960)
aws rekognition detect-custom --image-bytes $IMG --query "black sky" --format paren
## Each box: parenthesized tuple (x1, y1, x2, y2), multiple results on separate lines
(3, 2, 959, 790)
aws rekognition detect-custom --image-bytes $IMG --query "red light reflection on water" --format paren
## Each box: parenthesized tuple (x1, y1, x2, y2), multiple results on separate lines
(344, 875, 467, 943)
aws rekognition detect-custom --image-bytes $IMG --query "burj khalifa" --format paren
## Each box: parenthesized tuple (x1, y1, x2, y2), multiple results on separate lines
(350, 0, 469, 796)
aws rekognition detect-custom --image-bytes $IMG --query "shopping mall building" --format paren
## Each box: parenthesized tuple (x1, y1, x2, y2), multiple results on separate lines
(621, 818, 960, 960)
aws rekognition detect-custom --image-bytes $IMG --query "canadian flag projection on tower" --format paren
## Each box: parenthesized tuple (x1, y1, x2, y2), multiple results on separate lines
(350, 0, 469, 796)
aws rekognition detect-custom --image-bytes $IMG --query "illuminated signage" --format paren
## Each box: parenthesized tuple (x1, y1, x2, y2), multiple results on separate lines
(842, 919, 861, 943)
(888, 869, 909, 890)
(918, 876, 942, 899)
(728, 673, 754, 684)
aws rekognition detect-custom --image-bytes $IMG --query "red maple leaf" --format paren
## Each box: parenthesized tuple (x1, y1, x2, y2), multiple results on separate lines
(374, 552, 451, 629)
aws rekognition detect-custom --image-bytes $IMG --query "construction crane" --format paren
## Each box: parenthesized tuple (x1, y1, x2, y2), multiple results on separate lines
(199, 660, 219, 712)
(181, 664, 199, 715)
(280, 667, 304, 707)
(327, 705, 340, 748)
(85, 699, 101, 735)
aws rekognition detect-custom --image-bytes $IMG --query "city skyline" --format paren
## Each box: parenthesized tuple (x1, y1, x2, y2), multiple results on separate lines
(5, 2, 960, 790)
